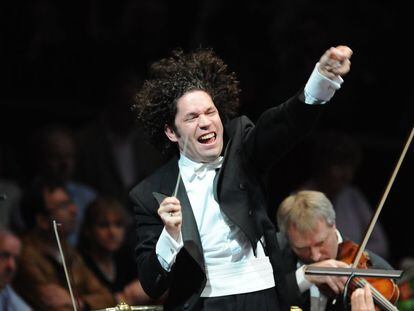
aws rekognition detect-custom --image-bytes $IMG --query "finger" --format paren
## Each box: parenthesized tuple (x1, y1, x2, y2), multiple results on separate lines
(364, 284, 374, 309)
(326, 276, 341, 295)
(167, 214, 182, 228)
(159, 200, 181, 215)
(336, 45, 353, 58)
(329, 46, 353, 61)
(351, 288, 364, 308)
(161, 196, 180, 206)
(331, 59, 351, 75)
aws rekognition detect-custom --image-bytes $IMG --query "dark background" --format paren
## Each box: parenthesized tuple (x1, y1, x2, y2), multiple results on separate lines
(1, 0, 412, 266)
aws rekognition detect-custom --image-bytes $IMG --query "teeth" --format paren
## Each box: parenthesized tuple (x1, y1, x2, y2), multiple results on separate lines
(200, 133, 215, 140)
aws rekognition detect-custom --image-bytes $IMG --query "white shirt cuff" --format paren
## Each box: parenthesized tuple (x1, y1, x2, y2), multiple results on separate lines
(304, 63, 344, 104)
(155, 227, 184, 271)
(296, 265, 313, 293)
(156, 227, 184, 271)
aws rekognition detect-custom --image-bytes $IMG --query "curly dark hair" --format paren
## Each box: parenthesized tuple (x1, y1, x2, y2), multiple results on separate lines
(132, 48, 241, 154)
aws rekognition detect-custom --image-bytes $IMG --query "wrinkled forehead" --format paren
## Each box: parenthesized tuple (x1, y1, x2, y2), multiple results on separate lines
(175, 90, 216, 113)
(0, 235, 21, 254)
(288, 218, 334, 247)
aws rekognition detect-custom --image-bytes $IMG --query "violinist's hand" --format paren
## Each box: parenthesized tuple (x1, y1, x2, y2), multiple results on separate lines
(158, 197, 182, 241)
(318, 45, 353, 79)
(351, 284, 375, 311)
(304, 259, 350, 295)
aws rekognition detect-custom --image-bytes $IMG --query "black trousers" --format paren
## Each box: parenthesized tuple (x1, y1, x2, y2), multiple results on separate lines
(198, 287, 280, 311)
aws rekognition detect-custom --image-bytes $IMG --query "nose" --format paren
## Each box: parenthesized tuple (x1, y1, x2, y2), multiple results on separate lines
(108, 224, 119, 235)
(198, 114, 212, 128)
(69, 202, 78, 217)
(310, 247, 322, 262)
(6, 256, 17, 272)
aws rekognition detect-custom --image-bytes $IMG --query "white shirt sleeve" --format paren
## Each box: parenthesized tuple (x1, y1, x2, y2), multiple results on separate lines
(304, 63, 344, 105)
(296, 265, 313, 293)
(155, 227, 184, 271)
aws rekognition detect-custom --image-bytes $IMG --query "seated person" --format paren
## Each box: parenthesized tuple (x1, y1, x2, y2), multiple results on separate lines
(276, 190, 394, 310)
(30, 125, 97, 245)
(78, 197, 156, 305)
(12, 179, 115, 310)
(0, 227, 31, 310)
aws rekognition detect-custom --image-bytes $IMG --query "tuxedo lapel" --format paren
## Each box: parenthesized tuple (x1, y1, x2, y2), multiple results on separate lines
(176, 179, 205, 272)
(152, 158, 205, 273)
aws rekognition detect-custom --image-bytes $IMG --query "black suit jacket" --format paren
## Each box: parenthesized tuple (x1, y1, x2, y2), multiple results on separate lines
(129, 92, 323, 310)
(278, 234, 394, 310)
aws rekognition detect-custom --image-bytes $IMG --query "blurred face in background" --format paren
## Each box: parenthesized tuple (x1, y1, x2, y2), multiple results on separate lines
(0, 234, 21, 289)
(43, 187, 78, 236)
(92, 212, 126, 253)
(43, 131, 77, 181)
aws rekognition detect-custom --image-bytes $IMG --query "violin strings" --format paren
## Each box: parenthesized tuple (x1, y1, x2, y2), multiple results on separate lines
(352, 278, 396, 310)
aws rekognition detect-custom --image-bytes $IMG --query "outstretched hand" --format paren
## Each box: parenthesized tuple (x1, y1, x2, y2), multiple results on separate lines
(318, 45, 353, 79)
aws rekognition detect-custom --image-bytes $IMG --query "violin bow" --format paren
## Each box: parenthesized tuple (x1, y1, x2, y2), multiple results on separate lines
(352, 126, 414, 268)
(53, 220, 78, 311)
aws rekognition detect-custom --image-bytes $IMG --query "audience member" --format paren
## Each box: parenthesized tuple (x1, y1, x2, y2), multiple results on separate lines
(78, 197, 156, 305)
(277, 190, 394, 310)
(30, 125, 97, 245)
(12, 179, 115, 310)
(300, 131, 390, 259)
(0, 228, 31, 310)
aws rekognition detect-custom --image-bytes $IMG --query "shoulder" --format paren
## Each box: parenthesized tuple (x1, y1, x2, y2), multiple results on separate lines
(224, 115, 253, 136)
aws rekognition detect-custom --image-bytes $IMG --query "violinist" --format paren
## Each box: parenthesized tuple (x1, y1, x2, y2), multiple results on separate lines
(276, 190, 393, 310)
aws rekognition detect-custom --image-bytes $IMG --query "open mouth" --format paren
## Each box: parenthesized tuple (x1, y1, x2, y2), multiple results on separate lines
(198, 132, 216, 144)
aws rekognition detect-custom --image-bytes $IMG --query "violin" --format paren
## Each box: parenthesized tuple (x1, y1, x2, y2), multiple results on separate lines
(337, 240, 399, 310)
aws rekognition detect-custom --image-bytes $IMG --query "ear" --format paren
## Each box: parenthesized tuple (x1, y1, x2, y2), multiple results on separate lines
(164, 124, 178, 142)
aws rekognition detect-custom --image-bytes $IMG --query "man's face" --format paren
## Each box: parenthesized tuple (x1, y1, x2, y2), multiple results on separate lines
(0, 235, 21, 289)
(43, 187, 78, 235)
(165, 90, 224, 163)
(287, 218, 339, 264)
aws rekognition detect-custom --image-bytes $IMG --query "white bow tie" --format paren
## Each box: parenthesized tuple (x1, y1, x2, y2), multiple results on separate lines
(191, 156, 223, 180)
